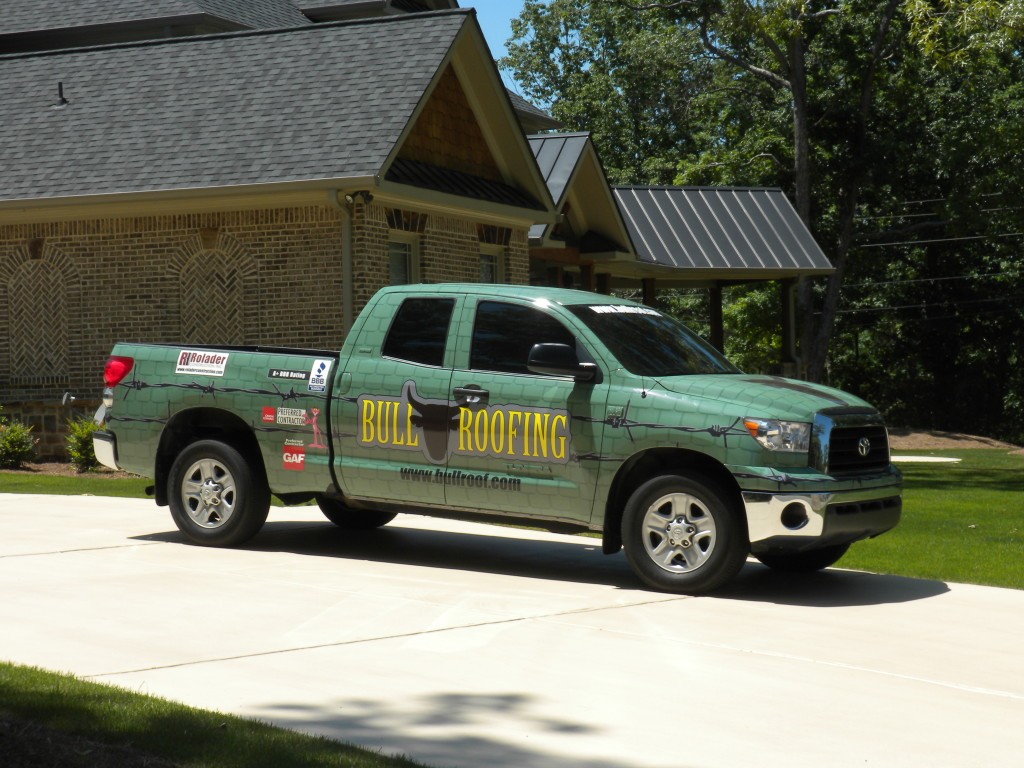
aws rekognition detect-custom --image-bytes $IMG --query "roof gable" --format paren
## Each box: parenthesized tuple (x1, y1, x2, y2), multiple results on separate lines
(528, 133, 631, 256)
(0, 13, 467, 204)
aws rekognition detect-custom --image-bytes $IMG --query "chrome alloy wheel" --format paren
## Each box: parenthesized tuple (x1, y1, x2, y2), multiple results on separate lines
(180, 458, 237, 529)
(641, 491, 717, 573)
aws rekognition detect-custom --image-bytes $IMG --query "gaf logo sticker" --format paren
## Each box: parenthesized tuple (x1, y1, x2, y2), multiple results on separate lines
(308, 359, 331, 392)
(175, 350, 229, 377)
(283, 444, 305, 470)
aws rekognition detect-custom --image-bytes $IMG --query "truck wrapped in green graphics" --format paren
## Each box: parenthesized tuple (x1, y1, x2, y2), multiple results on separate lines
(93, 284, 901, 593)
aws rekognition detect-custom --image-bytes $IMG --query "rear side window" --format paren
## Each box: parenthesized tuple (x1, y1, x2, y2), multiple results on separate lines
(470, 301, 576, 374)
(382, 298, 455, 367)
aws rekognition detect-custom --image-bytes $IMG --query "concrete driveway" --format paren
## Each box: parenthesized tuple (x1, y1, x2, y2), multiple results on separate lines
(1, 492, 1022, 768)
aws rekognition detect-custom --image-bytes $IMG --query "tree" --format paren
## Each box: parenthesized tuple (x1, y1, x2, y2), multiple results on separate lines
(504, 1, 711, 183)
(906, 0, 1023, 63)
(503, 1, 1024, 442)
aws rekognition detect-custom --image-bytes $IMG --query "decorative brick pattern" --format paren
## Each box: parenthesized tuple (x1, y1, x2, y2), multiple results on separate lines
(176, 231, 257, 345)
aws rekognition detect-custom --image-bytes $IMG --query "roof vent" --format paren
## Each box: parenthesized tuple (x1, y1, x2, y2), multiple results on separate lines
(52, 81, 70, 109)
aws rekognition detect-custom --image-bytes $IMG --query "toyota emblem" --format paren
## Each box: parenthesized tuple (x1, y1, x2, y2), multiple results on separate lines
(857, 437, 872, 457)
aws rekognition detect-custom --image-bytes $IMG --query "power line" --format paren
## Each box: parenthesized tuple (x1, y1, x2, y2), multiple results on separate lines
(856, 232, 1024, 248)
(841, 270, 1021, 291)
(833, 294, 1024, 315)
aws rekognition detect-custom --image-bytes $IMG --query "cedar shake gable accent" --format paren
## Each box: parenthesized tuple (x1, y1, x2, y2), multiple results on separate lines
(398, 65, 503, 183)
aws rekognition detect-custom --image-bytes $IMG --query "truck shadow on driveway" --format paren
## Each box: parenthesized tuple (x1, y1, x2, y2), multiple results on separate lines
(135, 517, 949, 608)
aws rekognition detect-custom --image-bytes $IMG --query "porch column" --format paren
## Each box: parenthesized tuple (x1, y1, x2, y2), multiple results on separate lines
(641, 278, 656, 306)
(580, 264, 596, 292)
(781, 278, 797, 375)
(709, 283, 724, 352)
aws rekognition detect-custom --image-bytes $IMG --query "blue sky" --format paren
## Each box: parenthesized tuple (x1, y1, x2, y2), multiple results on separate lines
(466, 0, 529, 87)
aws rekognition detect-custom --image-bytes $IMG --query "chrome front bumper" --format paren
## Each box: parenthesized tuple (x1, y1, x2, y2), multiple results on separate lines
(743, 484, 902, 553)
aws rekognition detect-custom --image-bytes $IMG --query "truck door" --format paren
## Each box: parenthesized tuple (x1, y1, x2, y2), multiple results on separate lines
(444, 298, 609, 524)
(334, 295, 456, 505)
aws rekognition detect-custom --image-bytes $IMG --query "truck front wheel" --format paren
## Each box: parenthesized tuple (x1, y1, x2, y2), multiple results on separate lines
(621, 473, 747, 594)
(754, 544, 850, 572)
(317, 496, 396, 530)
(168, 440, 269, 546)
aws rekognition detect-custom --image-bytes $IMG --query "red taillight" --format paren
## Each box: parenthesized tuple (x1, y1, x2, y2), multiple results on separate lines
(103, 355, 134, 387)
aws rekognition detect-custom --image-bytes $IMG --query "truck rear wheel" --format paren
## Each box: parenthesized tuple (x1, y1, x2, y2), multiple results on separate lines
(754, 544, 850, 572)
(168, 440, 269, 546)
(621, 473, 747, 594)
(317, 496, 396, 530)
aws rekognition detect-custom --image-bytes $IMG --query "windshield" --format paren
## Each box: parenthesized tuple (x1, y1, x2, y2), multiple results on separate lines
(567, 304, 740, 377)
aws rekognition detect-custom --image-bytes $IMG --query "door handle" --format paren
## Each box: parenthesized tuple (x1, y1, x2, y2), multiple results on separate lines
(454, 386, 489, 404)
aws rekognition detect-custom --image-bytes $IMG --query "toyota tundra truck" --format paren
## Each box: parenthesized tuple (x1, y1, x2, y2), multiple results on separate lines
(92, 283, 901, 593)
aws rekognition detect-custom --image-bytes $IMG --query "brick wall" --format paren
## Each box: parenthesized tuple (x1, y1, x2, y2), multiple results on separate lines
(0, 202, 530, 459)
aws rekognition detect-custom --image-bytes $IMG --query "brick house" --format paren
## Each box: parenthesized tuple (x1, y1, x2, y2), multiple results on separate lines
(0, 2, 558, 456)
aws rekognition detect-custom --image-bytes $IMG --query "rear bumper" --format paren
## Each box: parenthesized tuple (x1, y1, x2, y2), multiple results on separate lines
(743, 484, 902, 554)
(93, 431, 120, 471)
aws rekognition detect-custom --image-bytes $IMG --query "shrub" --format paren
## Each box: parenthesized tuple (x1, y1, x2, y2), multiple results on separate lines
(0, 406, 37, 470)
(66, 416, 101, 473)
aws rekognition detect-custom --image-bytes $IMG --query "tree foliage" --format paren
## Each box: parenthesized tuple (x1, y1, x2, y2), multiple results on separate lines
(503, 0, 1024, 443)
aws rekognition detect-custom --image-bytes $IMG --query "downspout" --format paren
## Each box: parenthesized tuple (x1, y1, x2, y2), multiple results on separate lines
(332, 191, 355, 336)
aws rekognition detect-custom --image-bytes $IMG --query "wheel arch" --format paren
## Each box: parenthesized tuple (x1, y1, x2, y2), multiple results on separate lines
(154, 408, 266, 506)
(601, 448, 744, 555)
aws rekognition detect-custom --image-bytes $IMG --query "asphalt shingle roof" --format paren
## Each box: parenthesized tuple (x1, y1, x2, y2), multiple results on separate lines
(0, 0, 310, 36)
(0, 12, 469, 202)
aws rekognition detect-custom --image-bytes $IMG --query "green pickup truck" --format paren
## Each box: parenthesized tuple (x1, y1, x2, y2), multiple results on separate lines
(93, 284, 901, 593)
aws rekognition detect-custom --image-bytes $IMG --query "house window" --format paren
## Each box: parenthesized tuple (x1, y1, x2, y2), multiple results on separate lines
(388, 236, 419, 285)
(480, 244, 504, 283)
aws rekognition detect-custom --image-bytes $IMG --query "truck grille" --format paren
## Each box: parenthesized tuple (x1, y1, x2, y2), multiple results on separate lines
(812, 408, 891, 476)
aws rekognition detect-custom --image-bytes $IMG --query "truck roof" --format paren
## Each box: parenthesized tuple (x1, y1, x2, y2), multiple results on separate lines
(376, 283, 640, 307)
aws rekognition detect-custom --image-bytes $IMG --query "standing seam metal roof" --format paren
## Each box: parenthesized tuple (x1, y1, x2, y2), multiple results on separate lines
(528, 133, 589, 207)
(613, 186, 833, 274)
(0, 12, 468, 202)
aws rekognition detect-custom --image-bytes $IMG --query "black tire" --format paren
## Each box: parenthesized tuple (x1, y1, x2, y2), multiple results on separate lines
(621, 473, 747, 594)
(317, 496, 397, 530)
(754, 543, 850, 573)
(167, 440, 269, 546)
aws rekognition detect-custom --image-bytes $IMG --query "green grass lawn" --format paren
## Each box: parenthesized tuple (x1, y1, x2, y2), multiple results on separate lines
(0, 471, 151, 498)
(840, 449, 1024, 589)
(0, 663, 424, 768)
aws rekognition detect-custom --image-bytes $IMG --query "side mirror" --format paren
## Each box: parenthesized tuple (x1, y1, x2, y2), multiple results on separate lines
(527, 343, 596, 381)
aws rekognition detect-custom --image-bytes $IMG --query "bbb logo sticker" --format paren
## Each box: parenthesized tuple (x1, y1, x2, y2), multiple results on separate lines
(308, 359, 331, 392)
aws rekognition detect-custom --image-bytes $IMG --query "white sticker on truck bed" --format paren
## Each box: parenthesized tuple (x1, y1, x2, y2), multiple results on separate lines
(175, 350, 229, 377)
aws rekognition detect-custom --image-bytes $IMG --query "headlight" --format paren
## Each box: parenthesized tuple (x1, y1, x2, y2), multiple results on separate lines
(743, 418, 811, 453)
